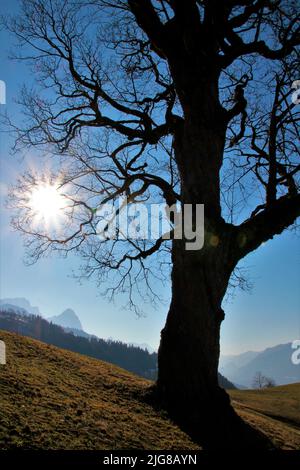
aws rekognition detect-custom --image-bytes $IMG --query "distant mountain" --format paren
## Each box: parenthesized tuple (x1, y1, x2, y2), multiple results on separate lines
(63, 326, 96, 340)
(219, 350, 260, 380)
(0, 303, 29, 316)
(220, 350, 260, 370)
(0, 301, 90, 340)
(220, 343, 300, 388)
(129, 342, 156, 353)
(0, 298, 41, 316)
(47, 308, 83, 331)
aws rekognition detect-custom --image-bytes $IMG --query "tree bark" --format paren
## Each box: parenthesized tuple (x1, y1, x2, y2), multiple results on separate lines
(156, 104, 272, 448)
(157, 238, 271, 449)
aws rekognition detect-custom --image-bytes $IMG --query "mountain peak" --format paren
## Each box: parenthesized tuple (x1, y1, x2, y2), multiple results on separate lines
(47, 308, 83, 330)
(0, 298, 41, 316)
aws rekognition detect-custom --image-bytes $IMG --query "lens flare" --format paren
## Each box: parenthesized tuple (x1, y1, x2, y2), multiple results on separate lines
(28, 182, 67, 225)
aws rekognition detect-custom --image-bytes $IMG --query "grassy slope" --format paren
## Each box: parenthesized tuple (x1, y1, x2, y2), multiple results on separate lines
(0, 330, 299, 450)
(0, 330, 198, 450)
(229, 386, 300, 450)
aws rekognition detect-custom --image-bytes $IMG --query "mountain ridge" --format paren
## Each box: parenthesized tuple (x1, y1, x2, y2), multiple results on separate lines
(0, 298, 41, 316)
(220, 342, 300, 387)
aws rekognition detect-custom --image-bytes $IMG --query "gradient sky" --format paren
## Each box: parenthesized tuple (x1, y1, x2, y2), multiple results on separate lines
(0, 0, 299, 355)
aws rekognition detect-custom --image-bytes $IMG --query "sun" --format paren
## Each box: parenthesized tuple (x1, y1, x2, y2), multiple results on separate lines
(28, 182, 67, 225)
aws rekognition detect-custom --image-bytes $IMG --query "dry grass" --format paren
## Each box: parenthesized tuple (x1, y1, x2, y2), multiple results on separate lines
(229, 385, 300, 450)
(229, 385, 300, 426)
(0, 330, 198, 450)
(0, 329, 299, 450)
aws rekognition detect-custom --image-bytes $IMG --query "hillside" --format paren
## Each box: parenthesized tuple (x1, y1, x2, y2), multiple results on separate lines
(0, 310, 235, 388)
(0, 311, 157, 379)
(230, 384, 300, 428)
(229, 386, 300, 450)
(0, 330, 198, 450)
(0, 330, 299, 450)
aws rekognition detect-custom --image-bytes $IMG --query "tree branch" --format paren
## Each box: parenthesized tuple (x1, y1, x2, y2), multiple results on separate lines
(128, 0, 169, 57)
(234, 193, 300, 261)
(221, 33, 300, 67)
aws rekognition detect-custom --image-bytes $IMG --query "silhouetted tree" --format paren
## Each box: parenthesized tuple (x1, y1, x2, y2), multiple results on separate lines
(4, 0, 300, 448)
(264, 376, 276, 388)
(252, 371, 276, 389)
(252, 371, 265, 389)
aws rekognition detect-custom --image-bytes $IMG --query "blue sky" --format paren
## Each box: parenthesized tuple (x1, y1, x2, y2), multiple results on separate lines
(0, 0, 299, 355)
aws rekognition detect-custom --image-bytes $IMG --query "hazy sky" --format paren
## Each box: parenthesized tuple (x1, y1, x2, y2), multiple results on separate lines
(0, 0, 299, 355)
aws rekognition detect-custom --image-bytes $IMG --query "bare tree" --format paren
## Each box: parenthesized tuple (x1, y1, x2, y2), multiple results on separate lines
(253, 371, 266, 389)
(3, 0, 300, 448)
(252, 372, 276, 389)
(264, 376, 277, 388)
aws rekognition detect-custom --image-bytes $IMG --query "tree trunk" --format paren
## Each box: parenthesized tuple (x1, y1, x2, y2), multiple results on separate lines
(157, 239, 271, 449)
(155, 98, 272, 446)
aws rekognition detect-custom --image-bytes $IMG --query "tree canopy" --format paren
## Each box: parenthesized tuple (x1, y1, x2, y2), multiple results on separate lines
(3, 0, 300, 307)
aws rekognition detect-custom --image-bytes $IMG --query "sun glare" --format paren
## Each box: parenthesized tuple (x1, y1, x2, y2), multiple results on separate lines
(29, 182, 67, 225)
